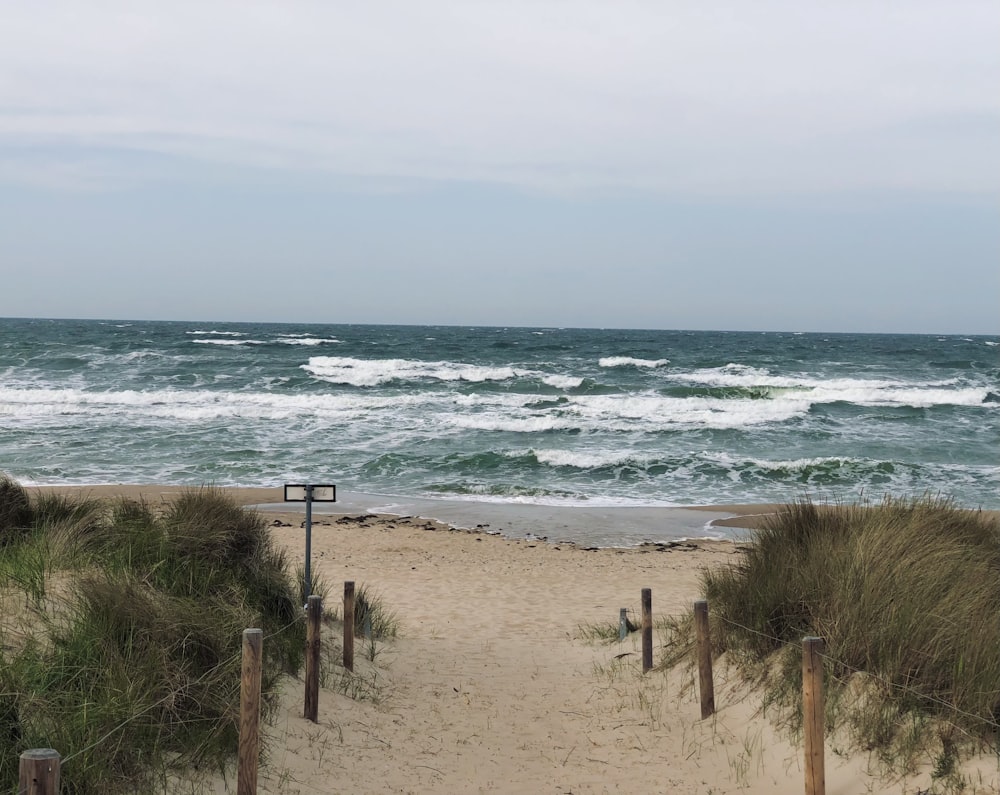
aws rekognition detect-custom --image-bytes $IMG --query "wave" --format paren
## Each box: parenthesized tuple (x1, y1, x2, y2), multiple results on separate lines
(186, 330, 245, 336)
(525, 449, 657, 469)
(190, 336, 339, 347)
(572, 393, 810, 430)
(510, 449, 993, 498)
(360, 447, 991, 507)
(696, 452, 929, 488)
(675, 365, 994, 409)
(277, 337, 341, 346)
(541, 375, 585, 390)
(599, 356, 669, 369)
(303, 356, 531, 387)
(518, 449, 884, 480)
(446, 392, 810, 432)
(662, 385, 806, 400)
(451, 415, 580, 433)
(190, 339, 268, 346)
(0, 386, 452, 422)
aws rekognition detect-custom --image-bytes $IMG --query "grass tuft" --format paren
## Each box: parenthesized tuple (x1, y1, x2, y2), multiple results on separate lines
(691, 495, 1000, 770)
(354, 583, 399, 641)
(0, 474, 32, 545)
(0, 476, 306, 793)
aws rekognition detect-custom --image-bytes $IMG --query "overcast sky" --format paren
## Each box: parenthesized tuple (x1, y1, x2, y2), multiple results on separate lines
(1, 2, 997, 333)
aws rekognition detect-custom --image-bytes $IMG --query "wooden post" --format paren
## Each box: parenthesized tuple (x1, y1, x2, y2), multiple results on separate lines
(619, 607, 628, 641)
(803, 636, 825, 795)
(18, 749, 60, 795)
(694, 600, 715, 719)
(304, 595, 322, 723)
(641, 588, 653, 672)
(238, 628, 263, 795)
(344, 581, 355, 672)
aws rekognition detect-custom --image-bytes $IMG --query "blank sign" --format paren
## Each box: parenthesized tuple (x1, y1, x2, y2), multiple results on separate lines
(284, 484, 336, 502)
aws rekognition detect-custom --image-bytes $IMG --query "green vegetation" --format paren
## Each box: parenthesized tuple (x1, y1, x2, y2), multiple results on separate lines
(675, 496, 1000, 773)
(353, 583, 399, 642)
(0, 476, 304, 793)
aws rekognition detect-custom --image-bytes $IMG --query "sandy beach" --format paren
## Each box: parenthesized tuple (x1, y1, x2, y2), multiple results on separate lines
(30, 486, 999, 794)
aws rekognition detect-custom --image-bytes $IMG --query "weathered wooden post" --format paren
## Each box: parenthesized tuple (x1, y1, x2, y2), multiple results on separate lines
(803, 636, 826, 795)
(694, 600, 715, 719)
(18, 748, 60, 795)
(344, 581, 355, 672)
(619, 607, 629, 641)
(641, 588, 653, 672)
(238, 628, 263, 795)
(304, 595, 322, 723)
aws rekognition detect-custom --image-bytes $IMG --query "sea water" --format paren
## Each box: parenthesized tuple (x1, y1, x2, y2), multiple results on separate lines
(1, 319, 997, 539)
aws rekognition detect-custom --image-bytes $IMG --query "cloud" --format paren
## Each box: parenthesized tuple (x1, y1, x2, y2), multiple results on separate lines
(1, 1, 998, 194)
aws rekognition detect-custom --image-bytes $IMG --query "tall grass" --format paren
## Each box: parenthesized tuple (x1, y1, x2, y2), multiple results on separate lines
(0, 479, 305, 793)
(0, 475, 32, 546)
(354, 583, 399, 641)
(698, 496, 1000, 764)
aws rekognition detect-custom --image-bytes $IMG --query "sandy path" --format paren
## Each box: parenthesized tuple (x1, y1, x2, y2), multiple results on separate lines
(249, 515, 904, 795)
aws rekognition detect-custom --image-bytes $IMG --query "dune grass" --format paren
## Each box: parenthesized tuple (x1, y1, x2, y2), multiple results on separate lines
(353, 583, 399, 642)
(684, 496, 1000, 773)
(0, 477, 305, 793)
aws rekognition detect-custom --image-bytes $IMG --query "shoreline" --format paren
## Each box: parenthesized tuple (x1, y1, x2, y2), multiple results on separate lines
(25, 484, 779, 546)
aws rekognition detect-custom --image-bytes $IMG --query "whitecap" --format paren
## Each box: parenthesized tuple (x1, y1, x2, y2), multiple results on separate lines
(528, 449, 655, 469)
(598, 356, 669, 369)
(277, 337, 341, 346)
(541, 375, 584, 389)
(303, 356, 530, 387)
(190, 339, 267, 346)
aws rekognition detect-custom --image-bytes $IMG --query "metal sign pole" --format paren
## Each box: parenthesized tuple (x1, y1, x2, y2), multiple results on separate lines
(283, 483, 336, 604)
(304, 484, 313, 599)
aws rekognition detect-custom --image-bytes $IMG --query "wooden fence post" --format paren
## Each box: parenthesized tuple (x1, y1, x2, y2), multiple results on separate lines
(803, 636, 826, 795)
(344, 581, 355, 672)
(18, 748, 60, 795)
(238, 628, 263, 795)
(694, 600, 715, 719)
(304, 595, 322, 723)
(641, 588, 653, 672)
(619, 607, 629, 641)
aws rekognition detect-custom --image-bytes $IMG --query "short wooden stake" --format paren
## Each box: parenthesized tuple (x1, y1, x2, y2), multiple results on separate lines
(18, 748, 60, 795)
(619, 607, 628, 641)
(344, 581, 355, 672)
(304, 595, 322, 723)
(238, 628, 263, 795)
(641, 588, 653, 672)
(803, 636, 826, 795)
(694, 600, 715, 719)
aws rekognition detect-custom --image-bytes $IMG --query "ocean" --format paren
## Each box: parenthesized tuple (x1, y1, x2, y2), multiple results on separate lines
(1, 318, 997, 542)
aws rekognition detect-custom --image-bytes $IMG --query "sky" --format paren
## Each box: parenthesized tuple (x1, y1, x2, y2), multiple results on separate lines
(1, 2, 998, 334)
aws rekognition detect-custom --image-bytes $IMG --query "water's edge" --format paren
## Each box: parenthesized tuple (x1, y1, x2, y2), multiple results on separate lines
(252, 489, 759, 547)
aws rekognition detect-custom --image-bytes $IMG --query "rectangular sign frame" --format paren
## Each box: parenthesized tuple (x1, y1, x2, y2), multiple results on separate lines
(283, 484, 336, 502)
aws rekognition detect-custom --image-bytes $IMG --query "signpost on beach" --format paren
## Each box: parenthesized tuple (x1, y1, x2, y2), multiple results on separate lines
(284, 484, 336, 601)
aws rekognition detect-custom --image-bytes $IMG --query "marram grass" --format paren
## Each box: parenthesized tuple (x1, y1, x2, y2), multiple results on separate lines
(0, 478, 305, 793)
(688, 496, 1000, 773)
